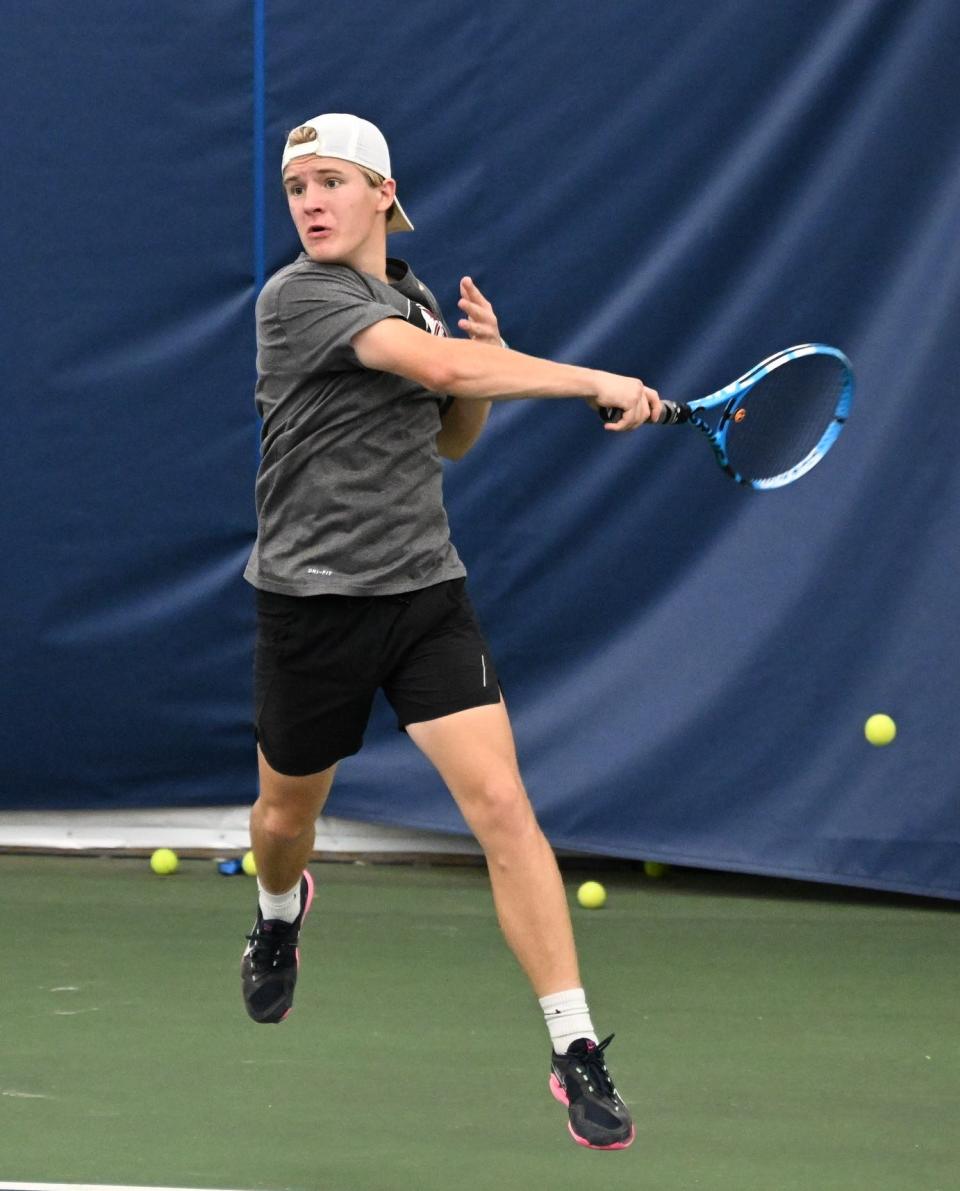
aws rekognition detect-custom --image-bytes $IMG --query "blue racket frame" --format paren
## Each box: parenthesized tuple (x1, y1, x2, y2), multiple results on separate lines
(681, 343, 854, 490)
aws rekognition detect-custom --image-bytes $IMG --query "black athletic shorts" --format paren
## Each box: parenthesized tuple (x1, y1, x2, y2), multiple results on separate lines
(253, 577, 501, 776)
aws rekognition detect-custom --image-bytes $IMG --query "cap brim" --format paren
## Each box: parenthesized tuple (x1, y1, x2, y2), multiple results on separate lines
(387, 196, 414, 234)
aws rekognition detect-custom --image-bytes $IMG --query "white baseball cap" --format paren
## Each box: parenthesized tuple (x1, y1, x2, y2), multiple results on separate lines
(281, 113, 414, 234)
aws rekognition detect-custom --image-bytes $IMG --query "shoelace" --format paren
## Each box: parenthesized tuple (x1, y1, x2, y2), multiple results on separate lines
(573, 1034, 619, 1099)
(245, 920, 298, 969)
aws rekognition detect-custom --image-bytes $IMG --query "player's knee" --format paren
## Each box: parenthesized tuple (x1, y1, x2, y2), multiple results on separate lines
(254, 797, 314, 843)
(467, 777, 537, 849)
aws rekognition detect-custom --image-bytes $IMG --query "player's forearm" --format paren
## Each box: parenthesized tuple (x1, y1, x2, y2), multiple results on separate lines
(351, 319, 653, 423)
(436, 398, 491, 460)
(429, 339, 603, 402)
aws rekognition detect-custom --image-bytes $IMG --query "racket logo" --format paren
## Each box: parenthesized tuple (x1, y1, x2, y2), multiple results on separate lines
(733, 408, 747, 423)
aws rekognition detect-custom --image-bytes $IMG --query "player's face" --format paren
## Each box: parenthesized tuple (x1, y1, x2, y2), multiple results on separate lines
(282, 157, 394, 267)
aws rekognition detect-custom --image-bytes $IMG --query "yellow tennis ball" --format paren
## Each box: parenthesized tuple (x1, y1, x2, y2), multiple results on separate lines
(865, 714, 896, 747)
(577, 881, 607, 909)
(150, 848, 179, 875)
(643, 861, 669, 880)
(242, 850, 257, 877)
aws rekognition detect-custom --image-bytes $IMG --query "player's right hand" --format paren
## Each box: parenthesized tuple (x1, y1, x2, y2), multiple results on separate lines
(592, 375, 662, 431)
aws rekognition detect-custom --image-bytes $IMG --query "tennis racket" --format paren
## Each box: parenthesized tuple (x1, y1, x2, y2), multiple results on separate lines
(603, 343, 854, 489)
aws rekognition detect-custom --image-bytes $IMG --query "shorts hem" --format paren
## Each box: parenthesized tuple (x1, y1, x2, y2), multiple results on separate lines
(396, 685, 503, 732)
(255, 731, 360, 778)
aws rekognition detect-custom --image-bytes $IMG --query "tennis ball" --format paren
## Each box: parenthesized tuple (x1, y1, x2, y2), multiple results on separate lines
(242, 850, 257, 877)
(643, 861, 669, 880)
(150, 848, 179, 876)
(865, 714, 897, 747)
(577, 880, 607, 909)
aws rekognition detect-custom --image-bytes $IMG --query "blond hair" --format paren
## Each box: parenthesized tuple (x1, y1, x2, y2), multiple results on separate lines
(284, 125, 395, 221)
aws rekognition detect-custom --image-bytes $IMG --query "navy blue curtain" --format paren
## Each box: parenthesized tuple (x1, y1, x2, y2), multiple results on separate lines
(2, 0, 958, 899)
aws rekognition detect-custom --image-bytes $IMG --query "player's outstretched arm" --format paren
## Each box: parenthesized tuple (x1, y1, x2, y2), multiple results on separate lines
(351, 318, 660, 431)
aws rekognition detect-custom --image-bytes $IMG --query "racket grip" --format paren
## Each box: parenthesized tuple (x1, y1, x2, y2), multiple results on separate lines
(599, 400, 689, 424)
(656, 400, 690, 424)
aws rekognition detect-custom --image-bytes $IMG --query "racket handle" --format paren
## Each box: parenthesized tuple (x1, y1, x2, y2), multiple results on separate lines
(599, 400, 690, 425)
(656, 400, 690, 424)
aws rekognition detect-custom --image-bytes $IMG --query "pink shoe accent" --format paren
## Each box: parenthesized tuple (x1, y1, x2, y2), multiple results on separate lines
(295, 867, 315, 970)
(567, 1122, 636, 1151)
(549, 1073, 636, 1150)
(299, 868, 316, 930)
(279, 869, 314, 1023)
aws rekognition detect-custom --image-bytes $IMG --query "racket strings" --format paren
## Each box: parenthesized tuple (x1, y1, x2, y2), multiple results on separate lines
(724, 354, 848, 483)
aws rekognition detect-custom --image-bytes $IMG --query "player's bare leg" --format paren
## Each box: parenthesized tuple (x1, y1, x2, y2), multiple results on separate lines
(407, 700, 635, 1149)
(250, 746, 336, 893)
(241, 748, 336, 1023)
(406, 700, 579, 996)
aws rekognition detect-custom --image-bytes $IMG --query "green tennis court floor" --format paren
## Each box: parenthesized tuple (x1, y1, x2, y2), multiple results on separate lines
(1, 854, 956, 1191)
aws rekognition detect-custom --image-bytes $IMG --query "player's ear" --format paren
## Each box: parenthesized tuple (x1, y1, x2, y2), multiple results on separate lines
(377, 177, 397, 214)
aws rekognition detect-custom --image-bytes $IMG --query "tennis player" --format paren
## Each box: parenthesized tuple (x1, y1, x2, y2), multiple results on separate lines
(241, 113, 660, 1151)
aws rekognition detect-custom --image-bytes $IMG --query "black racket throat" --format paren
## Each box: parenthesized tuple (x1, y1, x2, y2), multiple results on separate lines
(655, 400, 691, 425)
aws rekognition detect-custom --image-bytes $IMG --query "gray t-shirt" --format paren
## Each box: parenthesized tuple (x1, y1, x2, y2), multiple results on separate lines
(243, 255, 466, 596)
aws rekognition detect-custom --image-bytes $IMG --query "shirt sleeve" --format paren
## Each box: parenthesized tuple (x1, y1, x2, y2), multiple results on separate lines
(271, 266, 402, 374)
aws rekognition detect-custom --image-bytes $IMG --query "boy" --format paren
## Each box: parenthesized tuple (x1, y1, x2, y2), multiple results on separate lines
(242, 112, 661, 1150)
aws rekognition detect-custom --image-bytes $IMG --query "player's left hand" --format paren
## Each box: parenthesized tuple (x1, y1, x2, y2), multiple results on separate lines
(458, 277, 503, 346)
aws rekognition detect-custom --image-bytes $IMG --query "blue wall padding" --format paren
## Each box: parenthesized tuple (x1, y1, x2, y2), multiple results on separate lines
(2, 0, 958, 899)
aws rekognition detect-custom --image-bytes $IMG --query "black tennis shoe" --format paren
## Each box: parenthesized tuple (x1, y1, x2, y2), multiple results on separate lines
(549, 1034, 635, 1150)
(241, 870, 314, 1024)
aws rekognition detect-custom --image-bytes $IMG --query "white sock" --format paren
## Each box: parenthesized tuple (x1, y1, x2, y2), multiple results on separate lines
(539, 987, 598, 1054)
(257, 878, 301, 923)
